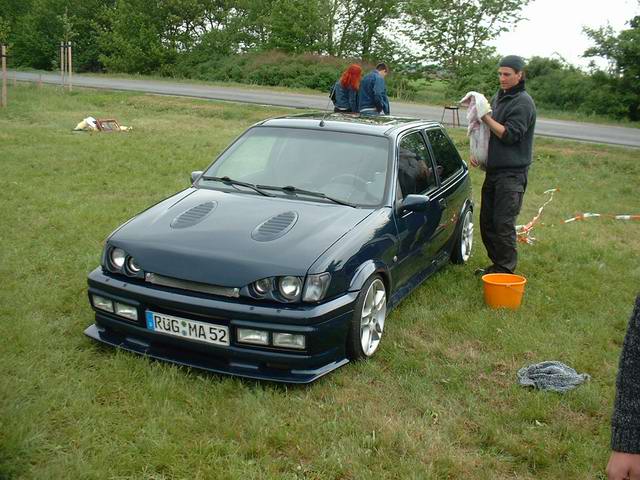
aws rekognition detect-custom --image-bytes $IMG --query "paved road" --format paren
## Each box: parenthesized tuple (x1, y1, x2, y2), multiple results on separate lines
(12, 70, 640, 148)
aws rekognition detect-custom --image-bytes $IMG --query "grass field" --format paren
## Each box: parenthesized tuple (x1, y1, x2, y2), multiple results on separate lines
(1, 84, 639, 479)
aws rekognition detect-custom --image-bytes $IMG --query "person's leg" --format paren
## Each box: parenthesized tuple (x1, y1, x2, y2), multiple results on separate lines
(490, 172, 526, 273)
(480, 174, 499, 268)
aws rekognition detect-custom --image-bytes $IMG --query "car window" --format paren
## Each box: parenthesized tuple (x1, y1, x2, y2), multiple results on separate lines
(204, 127, 390, 207)
(215, 134, 277, 178)
(425, 128, 463, 183)
(397, 132, 437, 198)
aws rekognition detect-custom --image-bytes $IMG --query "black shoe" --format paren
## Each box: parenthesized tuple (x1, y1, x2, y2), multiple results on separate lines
(474, 265, 493, 276)
(474, 265, 506, 276)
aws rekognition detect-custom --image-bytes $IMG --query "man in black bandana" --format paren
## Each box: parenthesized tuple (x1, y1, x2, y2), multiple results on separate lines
(471, 55, 536, 275)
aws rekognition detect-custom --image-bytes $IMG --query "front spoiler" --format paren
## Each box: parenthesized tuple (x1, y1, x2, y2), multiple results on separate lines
(85, 323, 350, 384)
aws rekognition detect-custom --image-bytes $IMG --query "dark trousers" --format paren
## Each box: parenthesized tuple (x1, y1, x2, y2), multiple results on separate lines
(480, 170, 527, 273)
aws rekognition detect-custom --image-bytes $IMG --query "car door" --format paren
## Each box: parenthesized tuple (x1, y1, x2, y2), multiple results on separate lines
(424, 127, 468, 254)
(391, 130, 444, 289)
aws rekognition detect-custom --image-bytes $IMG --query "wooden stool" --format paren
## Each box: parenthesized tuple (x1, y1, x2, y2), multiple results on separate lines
(441, 105, 460, 127)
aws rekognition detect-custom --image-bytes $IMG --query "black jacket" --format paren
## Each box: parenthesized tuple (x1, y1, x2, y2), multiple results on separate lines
(611, 294, 640, 453)
(487, 81, 536, 172)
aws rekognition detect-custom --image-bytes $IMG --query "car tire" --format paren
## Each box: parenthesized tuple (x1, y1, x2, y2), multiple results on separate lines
(346, 274, 387, 361)
(451, 207, 473, 264)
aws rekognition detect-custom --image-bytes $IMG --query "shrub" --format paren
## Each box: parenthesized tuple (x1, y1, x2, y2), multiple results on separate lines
(177, 50, 409, 98)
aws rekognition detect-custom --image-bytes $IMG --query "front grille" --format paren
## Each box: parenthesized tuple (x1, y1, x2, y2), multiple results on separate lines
(145, 272, 240, 298)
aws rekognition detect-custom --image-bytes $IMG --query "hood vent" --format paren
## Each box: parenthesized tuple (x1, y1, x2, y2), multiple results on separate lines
(252, 211, 298, 242)
(170, 201, 217, 229)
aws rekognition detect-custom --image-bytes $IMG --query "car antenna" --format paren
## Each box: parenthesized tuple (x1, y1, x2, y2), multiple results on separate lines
(320, 83, 336, 127)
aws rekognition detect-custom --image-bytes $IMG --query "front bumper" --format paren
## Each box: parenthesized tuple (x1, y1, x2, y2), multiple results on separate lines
(85, 268, 357, 383)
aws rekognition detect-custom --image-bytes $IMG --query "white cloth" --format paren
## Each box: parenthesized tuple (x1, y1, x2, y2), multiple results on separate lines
(73, 116, 98, 131)
(459, 91, 491, 171)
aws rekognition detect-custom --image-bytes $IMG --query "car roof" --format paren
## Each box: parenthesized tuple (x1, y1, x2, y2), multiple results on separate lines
(258, 112, 440, 137)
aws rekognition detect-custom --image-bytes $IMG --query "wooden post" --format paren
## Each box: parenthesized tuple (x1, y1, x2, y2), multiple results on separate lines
(67, 42, 72, 92)
(1, 45, 7, 108)
(60, 42, 65, 87)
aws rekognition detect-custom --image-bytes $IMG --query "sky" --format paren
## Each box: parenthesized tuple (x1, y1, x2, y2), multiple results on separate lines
(490, 0, 640, 69)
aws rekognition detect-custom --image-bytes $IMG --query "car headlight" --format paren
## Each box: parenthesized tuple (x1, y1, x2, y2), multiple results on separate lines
(91, 294, 114, 313)
(302, 273, 331, 302)
(114, 302, 138, 321)
(237, 328, 269, 346)
(273, 332, 305, 350)
(126, 256, 141, 274)
(109, 247, 126, 270)
(252, 278, 273, 296)
(278, 276, 302, 301)
(104, 246, 144, 278)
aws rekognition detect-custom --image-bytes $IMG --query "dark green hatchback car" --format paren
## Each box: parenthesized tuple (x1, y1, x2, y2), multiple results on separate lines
(85, 113, 473, 383)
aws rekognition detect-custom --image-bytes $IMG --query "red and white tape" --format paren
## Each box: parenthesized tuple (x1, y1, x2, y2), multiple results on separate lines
(512, 189, 638, 245)
(564, 213, 640, 223)
(516, 188, 557, 244)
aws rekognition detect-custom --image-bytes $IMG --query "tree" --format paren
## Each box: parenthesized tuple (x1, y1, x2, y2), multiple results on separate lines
(96, 0, 171, 74)
(0, 16, 10, 45)
(403, 0, 529, 75)
(357, 0, 400, 60)
(328, 0, 401, 60)
(5, 0, 108, 72)
(584, 15, 640, 120)
(266, 0, 325, 53)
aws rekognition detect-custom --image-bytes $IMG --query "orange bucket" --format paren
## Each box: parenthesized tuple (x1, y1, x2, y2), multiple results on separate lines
(482, 273, 527, 309)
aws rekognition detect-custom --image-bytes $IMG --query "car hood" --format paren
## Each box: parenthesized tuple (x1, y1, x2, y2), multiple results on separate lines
(109, 188, 375, 287)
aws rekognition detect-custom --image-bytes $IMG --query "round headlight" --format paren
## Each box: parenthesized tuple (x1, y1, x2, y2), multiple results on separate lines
(253, 278, 272, 295)
(126, 256, 141, 274)
(278, 276, 302, 301)
(109, 248, 126, 270)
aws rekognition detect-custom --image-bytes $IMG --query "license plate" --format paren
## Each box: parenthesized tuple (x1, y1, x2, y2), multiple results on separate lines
(145, 311, 229, 347)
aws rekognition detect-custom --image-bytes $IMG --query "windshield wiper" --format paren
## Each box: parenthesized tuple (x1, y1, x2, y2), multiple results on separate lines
(257, 184, 357, 208)
(200, 176, 274, 197)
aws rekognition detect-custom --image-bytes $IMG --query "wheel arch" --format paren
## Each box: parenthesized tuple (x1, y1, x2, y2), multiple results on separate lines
(348, 259, 391, 294)
(460, 197, 474, 215)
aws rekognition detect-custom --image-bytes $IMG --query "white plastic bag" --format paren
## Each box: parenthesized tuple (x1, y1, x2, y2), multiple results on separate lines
(73, 116, 98, 131)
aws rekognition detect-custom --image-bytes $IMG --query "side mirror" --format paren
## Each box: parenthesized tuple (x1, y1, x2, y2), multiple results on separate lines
(190, 171, 203, 184)
(398, 194, 430, 213)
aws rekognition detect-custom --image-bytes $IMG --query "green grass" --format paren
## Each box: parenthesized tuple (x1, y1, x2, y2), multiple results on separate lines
(1, 84, 639, 479)
(409, 78, 451, 106)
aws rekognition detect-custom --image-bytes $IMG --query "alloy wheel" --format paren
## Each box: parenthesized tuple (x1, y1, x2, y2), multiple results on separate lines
(359, 278, 387, 356)
(460, 210, 473, 262)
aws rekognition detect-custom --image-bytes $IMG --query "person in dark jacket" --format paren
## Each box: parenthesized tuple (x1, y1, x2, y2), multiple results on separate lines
(398, 147, 430, 195)
(358, 63, 390, 116)
(332, 64, 362, 113)
(607, 294, 640, 480)
(471, 55, 536, 275)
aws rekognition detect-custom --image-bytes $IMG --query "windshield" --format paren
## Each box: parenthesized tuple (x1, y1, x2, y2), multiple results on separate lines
(201, 127, 390, 206)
